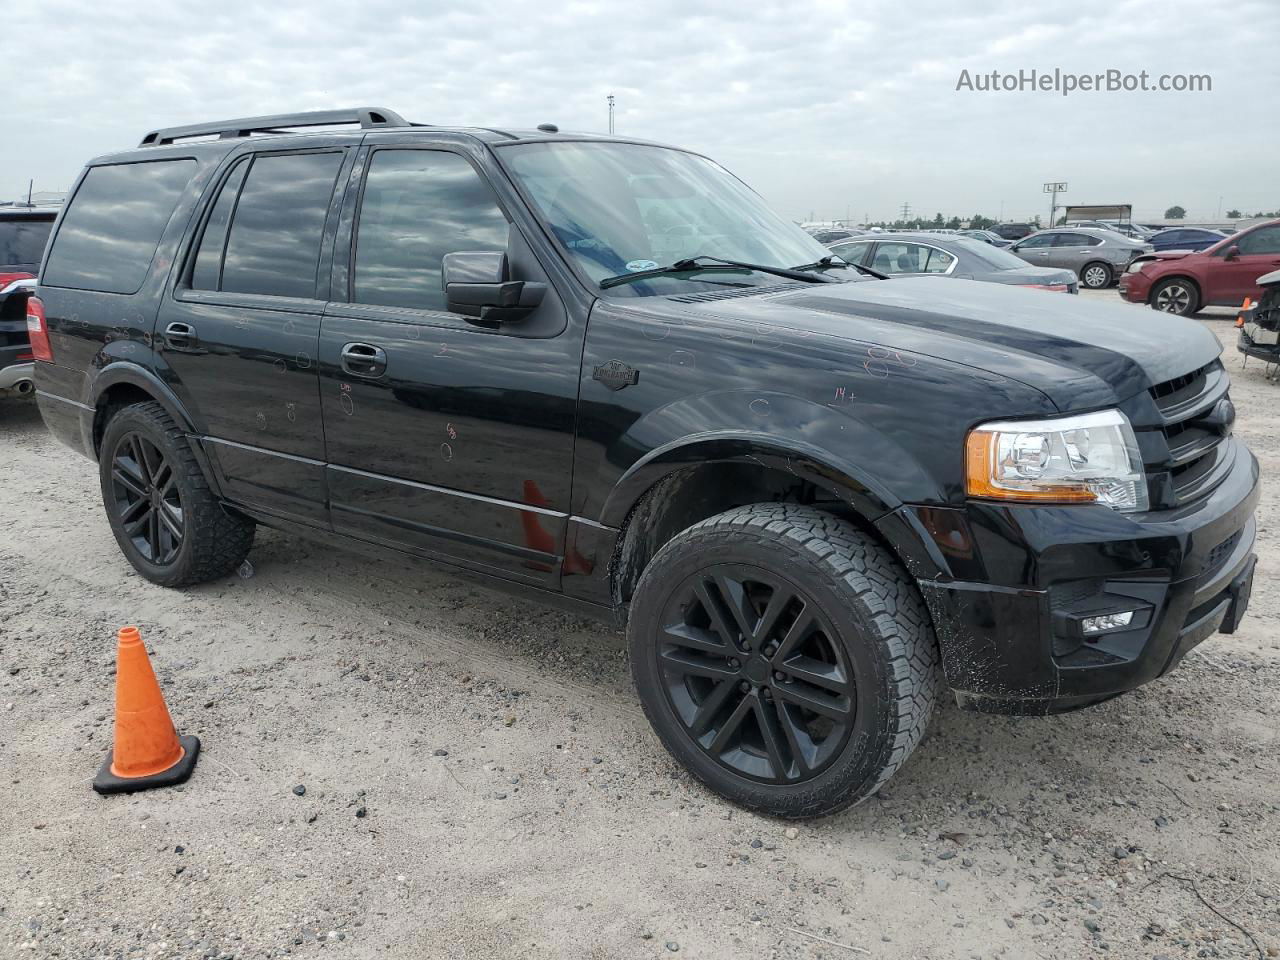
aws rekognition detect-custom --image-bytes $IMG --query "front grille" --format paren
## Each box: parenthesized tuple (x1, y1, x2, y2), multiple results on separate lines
(1141, 360, 1234, 507)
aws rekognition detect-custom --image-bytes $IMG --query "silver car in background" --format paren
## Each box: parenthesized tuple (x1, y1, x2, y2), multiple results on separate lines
(1008, 227, 1154, 289)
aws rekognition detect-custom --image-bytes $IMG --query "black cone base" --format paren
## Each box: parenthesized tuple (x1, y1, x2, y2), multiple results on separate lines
(93, 735, 201, 795)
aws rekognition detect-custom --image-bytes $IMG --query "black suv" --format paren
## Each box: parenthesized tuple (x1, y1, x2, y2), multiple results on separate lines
(32, 108, 1259, 818)
(1, 207, 58, 397)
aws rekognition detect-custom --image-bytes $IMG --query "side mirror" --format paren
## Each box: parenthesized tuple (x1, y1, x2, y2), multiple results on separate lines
(1224, 244, 1241, 261)
(443, 251, 546, 326)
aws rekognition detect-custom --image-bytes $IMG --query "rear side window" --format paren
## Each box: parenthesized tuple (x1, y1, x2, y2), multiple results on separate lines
(0, 217, 54, 267)
(216, 152, 344, 299)
(352, 150, 509, 311)
(43, 159, 196, 294)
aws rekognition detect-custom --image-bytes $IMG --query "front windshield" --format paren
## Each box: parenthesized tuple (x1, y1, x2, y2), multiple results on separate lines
(500, 141, 837, 296)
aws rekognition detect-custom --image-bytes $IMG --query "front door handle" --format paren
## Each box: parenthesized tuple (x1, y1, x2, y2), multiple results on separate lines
(341, 342, 387, 378)
(164, 321, 197, 350)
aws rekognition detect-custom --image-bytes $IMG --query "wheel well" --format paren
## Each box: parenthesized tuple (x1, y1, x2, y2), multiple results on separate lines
(92, 384, 156, 455)
(609, 461, 895, 606)
(1081, 260, 1113, 276)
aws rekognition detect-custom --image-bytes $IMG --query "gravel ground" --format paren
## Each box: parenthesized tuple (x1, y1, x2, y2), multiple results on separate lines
(1, 291, 1277, 960)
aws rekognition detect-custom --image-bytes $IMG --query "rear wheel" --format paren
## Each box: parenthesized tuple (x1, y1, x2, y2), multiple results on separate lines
(1150, 278, 1200, 316)
(99, 401, 254, 587)
(628, 504, 940, 818)
(1080, 261, 1113, 289)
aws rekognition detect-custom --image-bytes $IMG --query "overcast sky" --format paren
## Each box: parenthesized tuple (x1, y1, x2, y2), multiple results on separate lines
(5, 0, 1277, 223)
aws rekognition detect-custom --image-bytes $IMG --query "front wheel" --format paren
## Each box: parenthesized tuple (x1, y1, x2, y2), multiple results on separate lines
(1150, 278, 1200, 316)
(1080, 261, 1113, 289)
(99, 401, 254, 587)
(628, 504, 940, 819)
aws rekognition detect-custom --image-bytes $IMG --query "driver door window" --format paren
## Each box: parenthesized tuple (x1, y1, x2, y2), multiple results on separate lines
(352, 150, 509, 311)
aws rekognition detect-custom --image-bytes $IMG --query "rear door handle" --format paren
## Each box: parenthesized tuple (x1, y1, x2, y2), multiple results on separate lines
(341, 342, 387, 378)
(164, 321, 197, 350)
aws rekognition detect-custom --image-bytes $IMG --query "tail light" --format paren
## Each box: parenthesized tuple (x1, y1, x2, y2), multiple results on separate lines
(1026, 283, 1071, 293)
(0, 271, 35, 290)
(25, 295, 53, 363)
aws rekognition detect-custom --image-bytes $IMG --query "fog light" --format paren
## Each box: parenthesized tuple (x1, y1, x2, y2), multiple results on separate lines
(1081, 611, 1134, 634)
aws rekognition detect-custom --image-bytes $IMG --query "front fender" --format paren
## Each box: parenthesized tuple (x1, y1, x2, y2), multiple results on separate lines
(597, 389, 939, 529)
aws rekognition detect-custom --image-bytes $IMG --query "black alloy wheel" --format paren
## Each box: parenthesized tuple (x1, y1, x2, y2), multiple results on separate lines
(109, 432, 185, 565)
(658, 564, 854, 784)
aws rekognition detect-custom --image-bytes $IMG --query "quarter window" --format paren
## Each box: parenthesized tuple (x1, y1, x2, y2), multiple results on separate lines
(353, 150, 510, 311)
(218, 151, 344, 299)
(43, 159, 196, 294)
(922, 248, 955, 273)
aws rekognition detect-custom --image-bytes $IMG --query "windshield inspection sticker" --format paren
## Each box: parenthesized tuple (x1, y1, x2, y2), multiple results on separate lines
(626, 259, 659, 272)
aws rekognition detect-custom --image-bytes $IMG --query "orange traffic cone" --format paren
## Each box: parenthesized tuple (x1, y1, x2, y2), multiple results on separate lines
(93, 626, 200, 794)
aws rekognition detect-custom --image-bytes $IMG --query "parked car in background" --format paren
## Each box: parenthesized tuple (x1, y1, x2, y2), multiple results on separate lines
(1010, 228, 1153, 289)
(1101, 222, 1154, 240)
(1148, 227, 1227, 253)
(808, 228, 864, 244)
(990, 222, 1035, 240)
(0, 276, 38, 398)
(1120, 219, 1280, 316)
(958, 229, 1013, 248)
(0, 208, 55, 400)
(0, 206, 57, 285)
(829, 233, 1078, 291)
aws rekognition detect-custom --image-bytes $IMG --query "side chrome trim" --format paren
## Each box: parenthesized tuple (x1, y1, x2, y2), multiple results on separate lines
(570, 515, 617, 532)
(35, 389, 94, 412)
(195, 434, 326, 467)
(328, 462, 567, 518)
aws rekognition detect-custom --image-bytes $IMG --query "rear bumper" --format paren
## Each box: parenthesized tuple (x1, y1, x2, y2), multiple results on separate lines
(0, 359, 34, 392)
(903, 439, 1260, 714)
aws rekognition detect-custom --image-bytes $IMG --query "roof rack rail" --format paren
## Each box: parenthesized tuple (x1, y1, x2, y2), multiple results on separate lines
(139, 107, 411, 147)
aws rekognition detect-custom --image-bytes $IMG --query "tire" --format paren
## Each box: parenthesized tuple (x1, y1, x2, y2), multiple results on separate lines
(1079, 261, 1113, 289)
(99, 401, 254, 587)
(628, 503, 940, 818)
(1150, 277, 1200, 316)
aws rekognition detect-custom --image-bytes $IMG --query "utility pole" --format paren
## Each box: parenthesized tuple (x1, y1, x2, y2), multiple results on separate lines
(607, 94, 615, 135)
(899, 201, 911, 224)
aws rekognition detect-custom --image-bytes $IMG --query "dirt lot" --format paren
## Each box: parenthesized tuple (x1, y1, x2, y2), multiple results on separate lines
(1, 294, 1277, 960)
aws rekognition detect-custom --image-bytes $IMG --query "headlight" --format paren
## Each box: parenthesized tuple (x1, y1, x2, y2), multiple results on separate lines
(965, 409, 1148, 511)
(1126, 259, 1149, 274)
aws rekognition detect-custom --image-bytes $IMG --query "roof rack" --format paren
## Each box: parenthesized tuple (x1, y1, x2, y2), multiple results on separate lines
(139, 107, 411, 147)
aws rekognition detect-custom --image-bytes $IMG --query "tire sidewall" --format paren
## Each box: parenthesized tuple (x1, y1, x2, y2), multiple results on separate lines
(99, 407, 201, 586)
(629, 525, 900, 814)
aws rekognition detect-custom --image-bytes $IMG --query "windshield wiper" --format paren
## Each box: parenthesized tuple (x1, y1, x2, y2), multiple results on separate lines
(599, 255, 833, 290)
(790, 255, 889, 281)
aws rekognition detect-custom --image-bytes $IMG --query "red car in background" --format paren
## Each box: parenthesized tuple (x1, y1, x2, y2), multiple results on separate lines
(1119, 219, 1280, 316)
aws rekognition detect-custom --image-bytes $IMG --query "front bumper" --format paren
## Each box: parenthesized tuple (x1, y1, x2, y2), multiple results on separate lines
(902, 438, 1260, 714)
(1118, 269, 1154, 303)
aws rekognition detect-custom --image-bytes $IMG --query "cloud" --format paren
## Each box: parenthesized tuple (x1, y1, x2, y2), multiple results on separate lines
(2, 0, 1276, 221)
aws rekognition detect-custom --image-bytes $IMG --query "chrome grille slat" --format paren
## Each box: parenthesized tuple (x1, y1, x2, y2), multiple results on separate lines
(1144, 360, 1232, 507)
